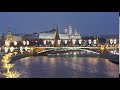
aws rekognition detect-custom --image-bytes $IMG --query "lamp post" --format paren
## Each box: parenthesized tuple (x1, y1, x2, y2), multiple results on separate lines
(10, 46, 14, 52)
(14, 41, 17, 52)
(58, 40, 61, 45)
(51, 40, 54, 46)
(4, 47, 8, 53)
(26, 41, 29, 46)
(93, 39, 97, 46)
(65, 40, 67, 45)
(79, 39, 82, 45)
(20, 46, 23, 54)
(88, 39, 92, 46)
(72, 39, 76, 45)
(23, 41, 26, 46)
(0, 47, 1, 52)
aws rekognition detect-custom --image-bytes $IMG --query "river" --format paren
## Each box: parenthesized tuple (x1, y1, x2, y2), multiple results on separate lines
(11, 55, 119, 78)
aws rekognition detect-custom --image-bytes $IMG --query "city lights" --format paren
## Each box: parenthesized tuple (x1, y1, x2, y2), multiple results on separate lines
(79, 39, 82, 44)
(88, 39, 92, 44)
(10, 47, 14, 52)
(4, 47, 8, 53)
(65, 40, 67, 44)
(5, 41, 10, 46)
(93, 39, 97, 45)
(72, 39, 76, 45)
(26, 41, 29, 45)
(23, 41, 26, 45)
(25, 46, 28, 51)
(43, 40, 46, 45)
(51, 40, 54, 45)
(114, 39, 117, 44)
(0, 12, 119, 78)
(110, 39, 113, 44)
(58, 40, 61, 45)
(14, 41, 17, 46)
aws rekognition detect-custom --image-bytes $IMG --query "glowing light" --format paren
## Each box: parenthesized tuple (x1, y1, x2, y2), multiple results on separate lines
(43, 40, 46, 45)
(14, 52, 18, 55)
(88, 39, 92, 44)
(58, 40, 61, 45)
(5, 41, 10, 46)
(110, 39, 113, 44)
(100, 46, 105, 51)
(51, 40, 54, 45)
(65, 40, 67, 44)
(10, 47, 14, 52)
(20, 46, 23, 53)
(113, 39, 117, 44)
(25, 46, 28, 51)
(1, 59, 10, 64)
(3, 63, 14, 73)
(26, 41, 29, 45)
(4, 47, 8, 53)
(106, 45, 108, 47)
(3, 71, 21, 78)
(23, 41, 26, 45)
(79, 39, 82, 44)
(72, 39, 76, 45)
(0, 47, 1, 52)
(14, 41, 17, 46)
(93, 39, 97, 44)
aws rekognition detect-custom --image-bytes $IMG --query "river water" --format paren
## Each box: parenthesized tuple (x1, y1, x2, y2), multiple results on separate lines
(11, 55, 119, 78)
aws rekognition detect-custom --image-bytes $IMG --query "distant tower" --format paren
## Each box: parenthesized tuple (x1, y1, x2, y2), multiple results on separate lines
(65, 28, 68, 34)
(5, 27, 13, 46)
(68, 24, 72, 35)
(74, 28, 77, 35)
(54, 25, 60, 47)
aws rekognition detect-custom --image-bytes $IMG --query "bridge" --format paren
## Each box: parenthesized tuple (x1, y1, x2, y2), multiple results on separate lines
(33, 46, 112, 55)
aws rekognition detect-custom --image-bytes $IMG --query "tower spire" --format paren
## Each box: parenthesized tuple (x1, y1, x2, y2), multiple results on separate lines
(54, 25, 60, 47)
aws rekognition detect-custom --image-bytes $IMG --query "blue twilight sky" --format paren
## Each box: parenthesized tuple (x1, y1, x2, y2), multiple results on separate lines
(0, 12, 119, 36)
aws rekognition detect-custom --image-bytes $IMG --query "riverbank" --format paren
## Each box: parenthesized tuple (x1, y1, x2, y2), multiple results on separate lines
(99, 54, 119, 64)
(10, 53, 33, 63)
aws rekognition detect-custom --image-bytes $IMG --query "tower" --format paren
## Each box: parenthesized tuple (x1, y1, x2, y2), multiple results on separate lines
(68, 24, 72, 35)
(54, 25, 60, 47)
(65, 28, 68, 34)
(5, 27, 13, 46)
(74, 28, 77, 35)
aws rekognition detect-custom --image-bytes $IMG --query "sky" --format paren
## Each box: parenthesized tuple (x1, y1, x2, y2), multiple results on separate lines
(0, 12, 119, 36)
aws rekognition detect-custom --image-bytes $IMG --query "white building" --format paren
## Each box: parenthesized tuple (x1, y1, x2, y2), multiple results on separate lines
(39, 24, 81, 40)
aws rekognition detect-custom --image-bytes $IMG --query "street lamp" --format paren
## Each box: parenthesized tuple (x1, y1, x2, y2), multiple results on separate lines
(20, 46, 23, 54)
(26, 41, 29, 45)
(79, 39, 82, 44)
(10, 46, 14, 52)
(25, 46, 28, 52)
(93, 39, 97, 45)
(65, 40, 67, 44)
(5, 41, 10, 47)
(72, 39, 76, 45)
(43, 40, 46, 45)
(58, 40, 61, 45)
(4, 47, 8, 53)
(110, 39, 113, 44)
(113, 39, 117, 44)
(88, 39, 92, 45)
(51, 40, 54, 45)
(0, 47, 1, 52)
(14, 41, 17, 46)
(23, 41, 26, 45)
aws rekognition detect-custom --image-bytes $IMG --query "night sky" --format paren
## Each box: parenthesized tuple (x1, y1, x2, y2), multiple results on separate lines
(0, 12, 119, 36)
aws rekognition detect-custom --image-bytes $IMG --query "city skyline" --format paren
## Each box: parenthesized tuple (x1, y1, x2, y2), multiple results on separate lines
(0, 12, 119, 36)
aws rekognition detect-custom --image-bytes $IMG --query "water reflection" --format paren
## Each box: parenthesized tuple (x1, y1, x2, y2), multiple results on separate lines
(12, 56, 119, 78)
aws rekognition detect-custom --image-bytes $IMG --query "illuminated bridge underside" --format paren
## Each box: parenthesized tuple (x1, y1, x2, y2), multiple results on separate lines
(35, 47, 101, 55)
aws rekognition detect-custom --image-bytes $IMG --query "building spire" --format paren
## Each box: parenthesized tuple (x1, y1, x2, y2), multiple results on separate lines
(54, 25, 60, 47)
